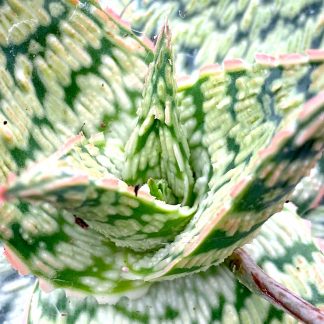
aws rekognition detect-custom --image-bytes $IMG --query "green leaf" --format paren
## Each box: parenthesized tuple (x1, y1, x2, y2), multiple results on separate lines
(147, 178, 176, 204)
(1, 53, 323, 289)
(124, 24, 194, 206)
(0, 0, 154, 297)
(0, 0, 151, 181)
(303, 206, 324, 240)
(1, 0, 324, 308)
(129, 0, 323, 72)
(145, 55, 324, 278)
(1, 201, 152, 298)
(26, 206, 324, 323)
(3, 133, 194, 252)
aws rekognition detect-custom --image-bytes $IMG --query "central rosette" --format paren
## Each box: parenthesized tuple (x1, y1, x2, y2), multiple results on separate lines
(123, 24, 195, 207)
(1, 7, 322, 299)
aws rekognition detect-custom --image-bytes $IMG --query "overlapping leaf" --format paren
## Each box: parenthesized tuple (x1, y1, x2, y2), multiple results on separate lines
(3, 133, 194, 252)
(124, 23, 194, 206)
(26, 206, 324, 323)
(0, 0, 323, 320)
(1, 47, 323, 295)
(0, 0, 151, 181)
(0, 0, 153, 300)
(292, 155, 324, 215)
(291, 153, 323, 240)
(128, 0, 323, 72)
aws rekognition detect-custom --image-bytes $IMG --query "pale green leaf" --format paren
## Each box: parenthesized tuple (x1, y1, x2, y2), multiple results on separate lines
(129, 0, 323, 73)
(124, 24, 194, 206)
(26, 206, 324, 323)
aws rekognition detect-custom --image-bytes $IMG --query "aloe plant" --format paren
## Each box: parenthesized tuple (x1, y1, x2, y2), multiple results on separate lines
(0, 0, 323, 323)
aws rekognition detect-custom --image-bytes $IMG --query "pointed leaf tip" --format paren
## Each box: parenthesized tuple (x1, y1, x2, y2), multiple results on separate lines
(163, 20, 170, 36)
(155, 22, 172, 52)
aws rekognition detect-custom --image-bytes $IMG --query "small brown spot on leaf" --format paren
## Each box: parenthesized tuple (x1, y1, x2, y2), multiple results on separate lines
(3, 120, 7, 125)
(74, 215, 89, 229)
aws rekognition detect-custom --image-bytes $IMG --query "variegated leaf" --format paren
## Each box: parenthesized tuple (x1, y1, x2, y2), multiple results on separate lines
(1, 50, 323, 291)
(124, 24, 194, 206)
(26, 206, 324, 323)
(1, 0, 324, 316)
(0, 0, 151, 181)
(128, 0, 323, 72)
(3, 133, 194, 252)
(0, 0, 153, 300)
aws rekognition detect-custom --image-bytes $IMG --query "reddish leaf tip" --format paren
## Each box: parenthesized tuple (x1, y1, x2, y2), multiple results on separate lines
(223, 59, 247, 72)
(0, 185, 6, 204)
(3, 245, 30, 276)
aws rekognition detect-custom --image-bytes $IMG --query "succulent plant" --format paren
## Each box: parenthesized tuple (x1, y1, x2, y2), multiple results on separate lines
(0, 0, 323, 323)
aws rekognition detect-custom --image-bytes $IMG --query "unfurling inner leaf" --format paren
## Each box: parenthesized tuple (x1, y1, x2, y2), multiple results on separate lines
(123, 24, 194, 206)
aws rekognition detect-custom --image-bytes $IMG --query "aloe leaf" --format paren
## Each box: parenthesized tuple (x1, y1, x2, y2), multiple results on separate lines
(129, 0, 323, 72)
(291, 152, 323, 241)
(26, 206, 324, 323)
(0, 0, 324, 313)
(0, 0, 155, 298)
(136, 54, 324, 278)
(1, 202, 152, 298)
(2, 133, 194, 252)
(124, 24, 194, 206)
(243, 204, 324, 316)
(0, 0, 151, 180)
(147, 178, 177, 204)
(1, 51, 323, 287)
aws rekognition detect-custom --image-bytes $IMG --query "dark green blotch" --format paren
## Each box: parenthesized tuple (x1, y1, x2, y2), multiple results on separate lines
(210, 295, 226, 320)
(166, 265, 201, 276)
(259, 242, 318, 272)
(164, 305, 179, 320)
(192, 221, 265, 255)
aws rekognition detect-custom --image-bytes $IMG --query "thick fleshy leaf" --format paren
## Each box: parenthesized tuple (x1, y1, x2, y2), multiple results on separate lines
(128, 0, 323, 72)
(123, 53, 324, 279)
(3, 133, 194, 252)
(291, 154, 323, 240)
(1, 202, 152, 299)
(0, 0, 151, 182)
(245, 204, 324, 306)
(1, 52, 323, 290)
(1, 1, 323, 321)
(124, 24, 194, 206)
(0, 0, 153, 299)
(26, 206, 324, 323)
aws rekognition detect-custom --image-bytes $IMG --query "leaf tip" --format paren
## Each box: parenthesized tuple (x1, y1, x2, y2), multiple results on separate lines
(155, 20, 172, 51)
